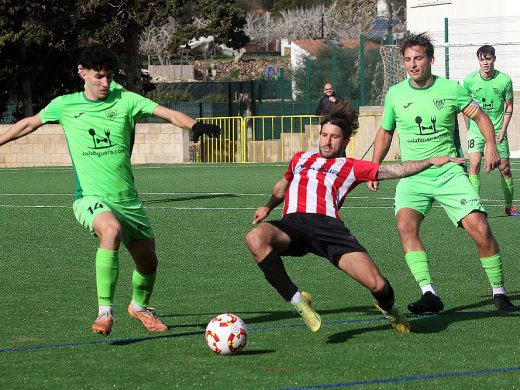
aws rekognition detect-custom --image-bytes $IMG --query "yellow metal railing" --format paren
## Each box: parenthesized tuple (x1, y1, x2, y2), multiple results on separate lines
(195, 113, 397, 163)
(244, 115, 321, 163)
(195, 116, 243, 163)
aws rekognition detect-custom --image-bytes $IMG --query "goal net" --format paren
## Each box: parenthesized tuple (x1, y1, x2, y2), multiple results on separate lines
(379, 45, 407, 104)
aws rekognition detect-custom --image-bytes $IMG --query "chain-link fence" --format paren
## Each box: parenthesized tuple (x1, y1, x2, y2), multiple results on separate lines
(423, 16, 520, 87)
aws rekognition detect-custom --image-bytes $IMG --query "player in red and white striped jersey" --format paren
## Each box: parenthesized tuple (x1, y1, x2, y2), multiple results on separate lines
(282, 150, 379, 219)
(245, 101, 464, 334)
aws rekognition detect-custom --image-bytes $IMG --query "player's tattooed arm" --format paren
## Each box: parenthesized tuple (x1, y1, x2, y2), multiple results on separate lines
(377, 156, 466, 180)
(498, 98, 514, 143)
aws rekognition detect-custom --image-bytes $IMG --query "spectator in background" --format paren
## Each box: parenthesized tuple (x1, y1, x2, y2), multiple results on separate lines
(315, 82, 343, 115)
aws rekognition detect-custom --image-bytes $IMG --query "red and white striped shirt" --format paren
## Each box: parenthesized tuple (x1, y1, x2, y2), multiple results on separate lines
(283, 151, 380, 220)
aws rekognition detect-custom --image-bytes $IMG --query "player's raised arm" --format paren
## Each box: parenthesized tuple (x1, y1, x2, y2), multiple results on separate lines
(367, 127, 395, 191)
(462, 100, 499, 172)
(253, 177, 289, 224)
(377, 156, 466, 180)
(152, 105, 220, 142)
(0, 114, 43, 147)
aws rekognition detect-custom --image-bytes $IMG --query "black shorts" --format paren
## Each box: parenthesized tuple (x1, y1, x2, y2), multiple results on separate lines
(268, 212, 367, 267)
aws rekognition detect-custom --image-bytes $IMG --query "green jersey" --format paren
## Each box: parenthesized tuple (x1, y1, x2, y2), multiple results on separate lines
(40, 86, 158, 201)
(381, 76, 472, 178)
(463, 70, 513, 132)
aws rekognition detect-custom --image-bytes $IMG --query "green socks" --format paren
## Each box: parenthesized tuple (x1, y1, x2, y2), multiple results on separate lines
(480, 253, 504, 289)
(405, 251, 432, 287)
(469, 175, 481, 195)
(501, 177, 514, 208)
(95, 248, 119, 306)
(132, 270, 156, 307)
(406, 250, 504, 293)
(472, 175, 513, 207)
(95, 248, 156, 308)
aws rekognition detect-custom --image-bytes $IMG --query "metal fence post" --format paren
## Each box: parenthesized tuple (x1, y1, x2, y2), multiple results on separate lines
(332, 45, 337, 88)
(227, 82, 232, 116)
(445, 17, 449, 79)
(280, 68, 285, 116)
(359, 35, 366, 107)
(306, 57, 311, 114)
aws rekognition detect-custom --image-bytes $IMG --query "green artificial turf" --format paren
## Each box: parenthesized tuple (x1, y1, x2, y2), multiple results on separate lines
(1, 162, 519, 389)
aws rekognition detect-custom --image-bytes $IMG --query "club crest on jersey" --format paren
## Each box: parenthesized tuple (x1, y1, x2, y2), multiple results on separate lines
(105, 110, 117, 120)
(433, 99, 445, 109)
(493, 87, 500, 96)
(294, 165, 304, 174)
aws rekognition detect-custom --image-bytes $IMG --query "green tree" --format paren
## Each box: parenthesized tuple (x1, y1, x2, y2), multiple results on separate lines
(75, 0, 185, 93)
(0, 0, 187, 118)
(0, 1, 78, 117)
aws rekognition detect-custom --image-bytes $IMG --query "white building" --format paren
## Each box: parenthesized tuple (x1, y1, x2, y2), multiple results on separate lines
(407, 0, 520, 87)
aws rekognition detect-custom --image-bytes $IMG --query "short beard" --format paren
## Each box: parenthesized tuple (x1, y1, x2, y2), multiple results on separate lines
(319, 146, 343, 159)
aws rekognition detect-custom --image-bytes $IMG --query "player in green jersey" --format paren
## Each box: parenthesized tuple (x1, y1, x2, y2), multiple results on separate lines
(368, 33, 516, 315)
(0, 45, 220, 335)
(463, 45, 519, 216)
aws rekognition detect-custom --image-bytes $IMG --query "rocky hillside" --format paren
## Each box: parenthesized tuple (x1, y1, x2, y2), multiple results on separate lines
(193, 57, 290, 81)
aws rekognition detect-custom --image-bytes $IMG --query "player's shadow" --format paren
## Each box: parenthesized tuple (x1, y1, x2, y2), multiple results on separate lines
(228, 349, 276, 356)
(108, 329, 203, 346)
(327, 293, 520, 344)
(486, 212, 517, 219)
(142, 193, 237, 204)
(159, 293, 520, 342)
(163, 305, 370, 330)
(108, 329, 275, 355)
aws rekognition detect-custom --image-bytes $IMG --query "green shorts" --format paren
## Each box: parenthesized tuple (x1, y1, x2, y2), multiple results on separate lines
(73, 196, 155, 244)
(394, 170, 486, 226)
(467, 129, 510, 158)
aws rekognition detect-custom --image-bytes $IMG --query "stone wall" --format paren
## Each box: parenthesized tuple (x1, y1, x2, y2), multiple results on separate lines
(0, 123, 190, 168)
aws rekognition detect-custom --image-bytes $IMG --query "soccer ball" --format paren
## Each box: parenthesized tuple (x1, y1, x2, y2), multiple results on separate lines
(205, 313, 248, 355)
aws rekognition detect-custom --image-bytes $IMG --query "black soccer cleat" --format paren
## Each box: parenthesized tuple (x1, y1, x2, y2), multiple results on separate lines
(493, 294, 519, 312)
(407, 292, 444, 314)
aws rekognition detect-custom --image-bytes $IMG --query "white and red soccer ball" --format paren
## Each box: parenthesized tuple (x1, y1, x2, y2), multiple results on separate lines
(205, 313, 248, 355)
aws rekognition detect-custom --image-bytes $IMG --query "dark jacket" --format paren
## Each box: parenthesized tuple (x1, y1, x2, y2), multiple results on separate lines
(315, 93, 343, 115)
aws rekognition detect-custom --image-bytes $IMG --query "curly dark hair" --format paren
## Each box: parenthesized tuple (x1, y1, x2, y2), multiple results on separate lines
(320, 100, 358, 139)
(78, 45, 119, 71)
(400, 32, 435, 58)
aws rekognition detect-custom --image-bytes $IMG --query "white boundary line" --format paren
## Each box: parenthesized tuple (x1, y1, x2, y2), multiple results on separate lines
(0, 192, 516, 204)
(0, 204, 513, 210)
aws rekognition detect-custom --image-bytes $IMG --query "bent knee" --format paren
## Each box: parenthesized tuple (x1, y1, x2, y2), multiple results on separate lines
(245, 228, 264, 253)
(396, 219, 419, 237)
(97, 223, 123, 243)
(365, 274, 387, 293)
(471, 219, 493, 239)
